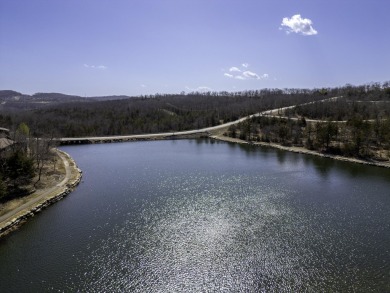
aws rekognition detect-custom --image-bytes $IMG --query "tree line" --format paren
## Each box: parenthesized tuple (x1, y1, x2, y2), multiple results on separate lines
(4, 83, 390, 138)
(0, 123, 57, 200)
(227, 113, 390, 160)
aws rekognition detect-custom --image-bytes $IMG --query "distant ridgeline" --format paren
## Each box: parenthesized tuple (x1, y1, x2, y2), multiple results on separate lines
(0, 91, 133, 112)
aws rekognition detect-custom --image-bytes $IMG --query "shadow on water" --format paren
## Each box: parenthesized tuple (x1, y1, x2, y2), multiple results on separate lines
(302, 155, 335, 179)
(302, 152, 390, 181)
(201, 138, 390, 181)
(276, 149, 287, 165)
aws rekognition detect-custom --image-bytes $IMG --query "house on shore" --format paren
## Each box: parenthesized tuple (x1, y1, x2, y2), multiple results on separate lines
(0, 128, 14, 153)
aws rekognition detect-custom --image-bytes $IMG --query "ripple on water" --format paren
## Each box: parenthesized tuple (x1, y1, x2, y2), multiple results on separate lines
(67, 173, 390, 292)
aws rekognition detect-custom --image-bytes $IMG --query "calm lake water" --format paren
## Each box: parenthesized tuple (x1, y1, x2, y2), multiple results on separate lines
(1, 139, 390, 292)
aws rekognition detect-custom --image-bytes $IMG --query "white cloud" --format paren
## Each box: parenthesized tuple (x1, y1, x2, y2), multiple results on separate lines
(280, 14, 318, 36)
(197, 86, 212, 91)
(224, 65, 268, 81)
(83, 64, 107, 69)
(242, 70, 260, 79)
(140, 84, 146, 88)
(241, 71, 269, 80)
(185, 86, 212, 92)
(229, 66, 241, 72)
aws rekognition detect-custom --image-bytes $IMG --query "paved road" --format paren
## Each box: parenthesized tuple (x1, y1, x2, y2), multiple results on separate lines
(0, 150, 71, 226)
(59, 96, 342, 143)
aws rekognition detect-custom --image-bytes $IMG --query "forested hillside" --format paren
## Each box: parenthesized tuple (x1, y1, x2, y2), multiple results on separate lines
(0, 87, 339, 137)
(0, 82, 389, 139)
(225, 82, 390, 160)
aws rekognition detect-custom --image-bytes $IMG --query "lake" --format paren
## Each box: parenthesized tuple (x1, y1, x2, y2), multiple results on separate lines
(0, 139, 390, 292)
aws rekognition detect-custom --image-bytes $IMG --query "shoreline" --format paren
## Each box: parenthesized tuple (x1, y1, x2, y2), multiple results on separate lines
(1, 133, 388, 239)
(0, 149, 82, 238)
(210, 134, 390, 169)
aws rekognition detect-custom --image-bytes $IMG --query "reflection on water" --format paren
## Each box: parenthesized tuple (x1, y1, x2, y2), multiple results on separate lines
(75, 175, 297, 291)
(276, 149, 287, 165)
(0, 139, 390, 292)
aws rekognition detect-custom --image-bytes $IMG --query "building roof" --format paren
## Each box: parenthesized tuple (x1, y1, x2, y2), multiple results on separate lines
(0, 137, 14, 149)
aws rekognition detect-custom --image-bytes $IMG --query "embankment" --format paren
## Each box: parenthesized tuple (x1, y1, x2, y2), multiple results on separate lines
(0, 150, 82, 238)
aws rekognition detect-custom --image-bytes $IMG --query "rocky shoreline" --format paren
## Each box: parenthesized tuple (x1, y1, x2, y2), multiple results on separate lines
(211, 135, 390, 169)
(0, 150, 82, 238)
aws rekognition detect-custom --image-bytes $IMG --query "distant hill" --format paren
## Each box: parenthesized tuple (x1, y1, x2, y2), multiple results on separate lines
(0, 90, 22, 98)
(91, 95, 133, 101)
(0, 90, 134, 111)
(32, 92, 85, 101)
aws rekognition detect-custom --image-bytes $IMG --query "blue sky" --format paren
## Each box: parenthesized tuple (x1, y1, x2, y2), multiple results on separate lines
(1, 0, 389, 96)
